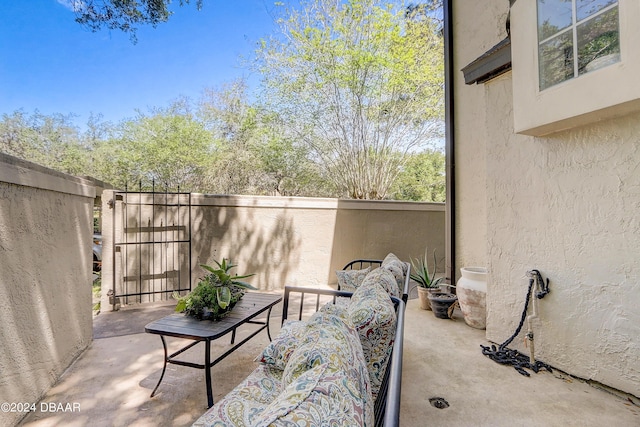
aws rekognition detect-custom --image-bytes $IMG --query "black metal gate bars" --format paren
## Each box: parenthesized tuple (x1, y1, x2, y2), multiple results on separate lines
(111, 183, 192, 309)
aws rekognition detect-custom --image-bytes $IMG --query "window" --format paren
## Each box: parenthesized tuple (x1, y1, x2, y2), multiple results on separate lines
(511, 0, 640, 136)
(537, 0, 620, 90)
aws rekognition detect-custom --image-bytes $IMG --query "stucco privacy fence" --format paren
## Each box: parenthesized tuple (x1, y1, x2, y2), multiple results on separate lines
(101, 191, 446, 310)
(0, 153, 95, 427)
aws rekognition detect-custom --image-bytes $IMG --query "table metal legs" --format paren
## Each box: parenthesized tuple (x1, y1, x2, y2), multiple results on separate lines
(150, 336, 168, 399)
(149, 305, 276, 408)
(149, 338, 202, 400)
(205, 339, 213, 407)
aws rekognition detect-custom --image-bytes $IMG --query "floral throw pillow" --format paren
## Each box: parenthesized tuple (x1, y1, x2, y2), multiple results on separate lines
(360, 267, 400, 299)
(382, 253, 408, 293)
(336, 267, 371, 292)
(255, 320, 307, 370)
(382, 253, 408, 275)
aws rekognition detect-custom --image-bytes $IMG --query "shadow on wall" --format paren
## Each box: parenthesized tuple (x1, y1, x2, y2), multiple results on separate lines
(191, 198, 302, 292)
(327, 200, 446, 284)
(0, 180, 93, 425)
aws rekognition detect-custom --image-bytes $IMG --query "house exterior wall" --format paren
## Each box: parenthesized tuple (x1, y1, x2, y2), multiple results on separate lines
(452, 1, 509, 279)
(101, 192, 445, 309)
(0, 154, 94, 426)
(454, 0, 640, 397)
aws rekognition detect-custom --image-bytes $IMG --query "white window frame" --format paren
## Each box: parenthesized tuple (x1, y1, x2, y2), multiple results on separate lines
(511, 0, 640, 136)
(537, 1, 620, 90)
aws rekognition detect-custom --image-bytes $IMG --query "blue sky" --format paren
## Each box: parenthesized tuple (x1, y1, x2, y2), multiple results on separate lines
(0, 0, 279, 126)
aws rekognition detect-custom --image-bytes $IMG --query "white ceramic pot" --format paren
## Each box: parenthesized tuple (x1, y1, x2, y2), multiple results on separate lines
(456, 267, 487, 329)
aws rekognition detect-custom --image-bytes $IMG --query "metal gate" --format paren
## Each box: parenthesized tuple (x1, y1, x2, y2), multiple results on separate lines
(111, 184, 192, 309)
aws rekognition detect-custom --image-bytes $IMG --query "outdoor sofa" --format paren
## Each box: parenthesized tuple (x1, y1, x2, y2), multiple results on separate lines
(192, 253, 410, 427)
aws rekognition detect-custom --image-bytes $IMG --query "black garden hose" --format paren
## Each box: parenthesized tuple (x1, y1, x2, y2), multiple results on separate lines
(480, 270, 552, 377)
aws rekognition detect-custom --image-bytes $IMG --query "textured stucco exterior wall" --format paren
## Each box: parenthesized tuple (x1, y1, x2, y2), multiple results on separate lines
(454, 0, 640, 397)
(0, 154, 94, 426)
(452, 1, 509, 281)
(485, 77, 640, 396)
(101, 193, 444, 308)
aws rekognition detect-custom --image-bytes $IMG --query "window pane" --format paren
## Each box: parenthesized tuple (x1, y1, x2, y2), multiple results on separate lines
(577, 0, 617, 22)
(538, 0, 573, 41)
(539, 31, 574, 90)
(578, 6, 620, 75)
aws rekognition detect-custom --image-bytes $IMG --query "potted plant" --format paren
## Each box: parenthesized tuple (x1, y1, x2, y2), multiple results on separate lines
(427, 291, 458, 319)
(411, 249, 444, 310)
(174, 258, 256, 320)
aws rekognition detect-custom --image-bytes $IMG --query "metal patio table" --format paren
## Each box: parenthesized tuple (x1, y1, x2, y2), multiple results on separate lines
(145, 292, 282, 408)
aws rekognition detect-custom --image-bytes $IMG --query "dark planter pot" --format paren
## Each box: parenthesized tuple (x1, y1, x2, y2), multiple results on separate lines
(417, 286, 441, 310)
(428, 292, 458, 319)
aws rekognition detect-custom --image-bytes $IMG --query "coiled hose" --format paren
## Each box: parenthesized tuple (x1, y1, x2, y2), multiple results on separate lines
(480, 270, 552, 377)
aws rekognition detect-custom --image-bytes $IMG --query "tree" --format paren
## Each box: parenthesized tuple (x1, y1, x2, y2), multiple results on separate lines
(197, 80, 271, 195)
(70, 0, 202, 41)
(0, 110, 91, 176)
(93, 101, 213, 191)
(256, 0, 444, 199)
(256, 123, 332, 197)
(198, 80, 327, 196)
(390, 148, 445, 202)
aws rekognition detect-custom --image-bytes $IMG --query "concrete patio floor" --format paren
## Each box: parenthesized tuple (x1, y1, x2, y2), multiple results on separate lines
(19, 297, 639, 427)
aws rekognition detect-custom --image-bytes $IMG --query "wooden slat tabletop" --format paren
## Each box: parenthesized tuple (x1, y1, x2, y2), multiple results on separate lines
(145, 292, 282, 341)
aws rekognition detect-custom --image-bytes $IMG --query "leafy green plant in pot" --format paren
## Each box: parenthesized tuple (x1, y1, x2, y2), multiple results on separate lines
(174, 258, 256, 320)
(411, 249, 444, 311)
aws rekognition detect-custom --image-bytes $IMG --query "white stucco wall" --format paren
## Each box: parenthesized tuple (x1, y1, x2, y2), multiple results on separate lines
(0, 154, 94, 426)
(484, 76, 640, 396)
(454, 0, 640, 397)
(452, 1, 509, 280)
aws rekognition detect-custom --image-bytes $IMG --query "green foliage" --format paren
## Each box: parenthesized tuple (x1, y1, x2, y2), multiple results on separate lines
(92, 275, 101, 314)
(93, 101, 213, 191)
(256, 126, 331, 197)
(390, 148, 445, 201)
(410, 248, 442, 288)
(0, 110, 90, 175)
(73, 0, 203, 42)
(256, 0, 445, 199)
(174, 258, 256, 320)
(198, 79, 329, 196)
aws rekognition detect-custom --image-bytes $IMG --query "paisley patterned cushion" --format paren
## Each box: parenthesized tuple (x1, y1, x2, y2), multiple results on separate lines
(192, 365, 283, 427)
(193, 260, 405, 427)
(281, 310, 374, 426)
(319, 300, 349, 318)
(256, 363, 371, 427)
(336, 266, 371, 291)
(361, 267, 400, 299)
(348, 279, 397, 399)
(255, 320, 306, 370)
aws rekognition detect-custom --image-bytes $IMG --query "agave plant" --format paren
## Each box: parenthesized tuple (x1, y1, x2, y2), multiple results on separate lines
(174, 258, 256, 320)
(410, 249, 443, 289)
